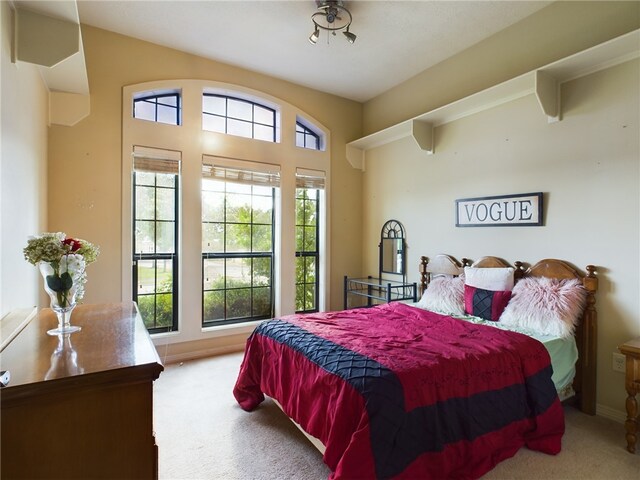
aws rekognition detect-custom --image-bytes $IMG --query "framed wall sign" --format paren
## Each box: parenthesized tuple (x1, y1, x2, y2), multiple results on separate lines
(455, 192, 543, 227)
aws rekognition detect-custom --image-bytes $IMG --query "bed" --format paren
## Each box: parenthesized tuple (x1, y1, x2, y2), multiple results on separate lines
(233, 255, 598, 479)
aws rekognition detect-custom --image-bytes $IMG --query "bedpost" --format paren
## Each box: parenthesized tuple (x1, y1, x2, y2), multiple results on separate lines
(419, 256, 429, 295)
(513, 261, 526, 282)
(579, 265, 598, 415)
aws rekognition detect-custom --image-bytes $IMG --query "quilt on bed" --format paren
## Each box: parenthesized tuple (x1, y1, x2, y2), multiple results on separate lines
(233, 302, 564, 479)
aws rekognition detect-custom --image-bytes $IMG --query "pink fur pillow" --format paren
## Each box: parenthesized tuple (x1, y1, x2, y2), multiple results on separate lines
(416, 275, 465, 315)
(499, 276, 587, 338)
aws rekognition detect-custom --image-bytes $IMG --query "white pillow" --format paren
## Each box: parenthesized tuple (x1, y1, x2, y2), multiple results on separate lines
(499, 276, 587, 338)
(464, 266, 515, 291)
(416, 275, 465, 315)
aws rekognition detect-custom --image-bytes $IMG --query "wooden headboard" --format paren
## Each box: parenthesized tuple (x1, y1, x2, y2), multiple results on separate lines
(419, 254, 598, 415)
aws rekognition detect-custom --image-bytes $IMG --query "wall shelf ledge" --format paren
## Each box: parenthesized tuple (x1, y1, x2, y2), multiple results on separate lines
(346, 29, 639, 170)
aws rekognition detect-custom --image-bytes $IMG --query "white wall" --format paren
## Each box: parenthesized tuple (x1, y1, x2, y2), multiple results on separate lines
(0, 1, 49, 318)
(361, 60, 639, 417)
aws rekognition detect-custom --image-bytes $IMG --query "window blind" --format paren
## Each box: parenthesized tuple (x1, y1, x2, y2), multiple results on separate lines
(295, 168, 325, 190)
(202, 156, 280, 188)
(132, 146, 181, 174)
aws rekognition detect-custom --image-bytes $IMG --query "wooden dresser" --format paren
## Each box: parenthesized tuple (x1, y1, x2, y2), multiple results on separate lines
(0, 303, 164, 479)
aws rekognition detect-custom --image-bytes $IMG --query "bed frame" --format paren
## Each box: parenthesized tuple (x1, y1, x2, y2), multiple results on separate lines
(419, 254, 598, 415)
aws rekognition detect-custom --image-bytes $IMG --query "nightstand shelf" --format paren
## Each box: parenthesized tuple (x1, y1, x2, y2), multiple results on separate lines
(619, 336, 640, 454)
(344, 276, 417, 309)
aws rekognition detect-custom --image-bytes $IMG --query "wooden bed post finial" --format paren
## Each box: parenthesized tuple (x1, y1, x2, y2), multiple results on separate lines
(419, 256, 429, 295)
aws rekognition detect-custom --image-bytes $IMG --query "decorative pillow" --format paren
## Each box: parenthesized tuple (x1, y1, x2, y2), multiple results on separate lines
(499, 277, 587, 338)
(416, 275, 465, 315)
(464, 284, 512, 322)
(464, 266, 515, 291)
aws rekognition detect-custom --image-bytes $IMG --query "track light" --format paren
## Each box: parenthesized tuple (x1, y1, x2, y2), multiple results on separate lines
(343, 27, 356, 44)
(309, 1, 356, 45)
(309, 27, 319, 44)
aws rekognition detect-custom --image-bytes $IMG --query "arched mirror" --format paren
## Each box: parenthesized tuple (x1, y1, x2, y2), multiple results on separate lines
(379, 220, 406, 278)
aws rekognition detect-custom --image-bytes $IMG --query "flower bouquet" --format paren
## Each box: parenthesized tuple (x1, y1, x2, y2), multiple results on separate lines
(24, 232, 99, 335)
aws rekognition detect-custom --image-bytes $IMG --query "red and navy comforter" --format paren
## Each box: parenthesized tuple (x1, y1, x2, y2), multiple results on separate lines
(233, 302, 564, 479)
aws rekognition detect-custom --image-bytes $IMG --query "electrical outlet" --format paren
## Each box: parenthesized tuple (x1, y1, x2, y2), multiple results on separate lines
(612, 352, 626, 373)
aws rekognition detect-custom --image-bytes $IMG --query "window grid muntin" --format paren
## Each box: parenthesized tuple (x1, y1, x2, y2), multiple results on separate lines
(202, 180, 275, 326)
(132, 171, 179, 333)
(202, 94, 276, 142)
(295, 187, 320, 313)
(133, 93, 181, 125)
(296, 122, 320, 150)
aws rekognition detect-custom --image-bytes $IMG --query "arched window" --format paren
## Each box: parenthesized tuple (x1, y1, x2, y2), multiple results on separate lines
(133, 92, 181, 125)
(296, 121, 321, 150)
(202, 94, 276, 142)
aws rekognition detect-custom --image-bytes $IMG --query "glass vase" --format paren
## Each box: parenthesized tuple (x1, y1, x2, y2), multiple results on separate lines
(39, 262, 81, 335)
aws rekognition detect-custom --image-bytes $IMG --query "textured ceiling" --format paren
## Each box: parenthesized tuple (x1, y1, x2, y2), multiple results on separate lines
(73, 1, 551, 102)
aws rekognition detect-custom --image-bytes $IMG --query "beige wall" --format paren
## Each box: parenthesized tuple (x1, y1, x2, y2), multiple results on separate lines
(361, 59, 639, 417)
(364, 1, 640, 135)
(47, 26, 362, 352)
(0, 2, 49, 318)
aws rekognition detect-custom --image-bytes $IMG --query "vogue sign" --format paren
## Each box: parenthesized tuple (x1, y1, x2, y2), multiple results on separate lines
(456, 192, 543, 227)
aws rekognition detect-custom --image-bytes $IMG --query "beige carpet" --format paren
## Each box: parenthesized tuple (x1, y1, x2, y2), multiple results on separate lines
(154, 352, 640, 479)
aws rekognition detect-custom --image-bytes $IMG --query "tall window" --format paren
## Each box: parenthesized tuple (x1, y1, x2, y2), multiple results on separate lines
(202, 94, 276, 142)
(134, 92, 181, 125)
(132, 147, 180, 332)
(296, 121, 320, 150)
(201, 161, 279, 326)
(295, 170, 324, 313)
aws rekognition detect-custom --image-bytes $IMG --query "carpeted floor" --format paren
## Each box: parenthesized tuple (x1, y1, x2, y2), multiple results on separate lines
(154, 352, 640, 479)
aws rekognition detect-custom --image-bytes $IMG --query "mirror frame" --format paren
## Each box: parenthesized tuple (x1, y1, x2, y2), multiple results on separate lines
(379, 219, 406, 277)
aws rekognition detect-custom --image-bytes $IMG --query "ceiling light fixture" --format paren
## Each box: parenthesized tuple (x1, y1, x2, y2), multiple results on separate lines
(309, 1, 356, 45)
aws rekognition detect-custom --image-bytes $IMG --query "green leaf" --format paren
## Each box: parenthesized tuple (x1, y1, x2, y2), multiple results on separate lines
(46, 273, 73, 293)
(60, 272, 73, 290)
(46, 274, 63, 292)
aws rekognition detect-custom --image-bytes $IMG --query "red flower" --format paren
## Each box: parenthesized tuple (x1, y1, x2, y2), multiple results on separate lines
(63, 237, 82, 252)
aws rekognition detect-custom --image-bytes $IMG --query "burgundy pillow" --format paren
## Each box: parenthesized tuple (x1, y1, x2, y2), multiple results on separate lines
(464, 284, 512, 322)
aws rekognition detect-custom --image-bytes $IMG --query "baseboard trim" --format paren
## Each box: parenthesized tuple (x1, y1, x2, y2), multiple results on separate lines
(596, 403, 626, 423)
(160, 343, 245, 365)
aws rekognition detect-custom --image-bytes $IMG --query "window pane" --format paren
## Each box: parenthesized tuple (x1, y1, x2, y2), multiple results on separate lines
(157, 105, 177, 125)
(227, 118, 252, 138)
(227, 288, 251, 319)
(136, 171, 156, 186)
(254, 106, 273, 125)
(203, 95, 226, 115)
(203, 258, 224, 290)
(203, 114, 226, 133)
(227, 99, 252, 121)
(156, 222, 175, 253)
(252, 196, 272, 224)
(226, 257, 251, 287)
(135, 186, 155, 219)
(156, 188, 175, 221)
(226, 193, 251, 223)
(254, 124, 274, 142)
(202, 191, 224, 222)
(304, 226, 316, 251)
(135, 220, 155, 254)
(155, 294, 173, 327)
(158, 95, 177, 107)
(203, 290, 224, 322)
(137, 295, 156, 328)
(304, 284, 316, 310)
(296, 131, 305, 148)
(226, 223, 251, 252)
(136, 259, 156, 294)
(305, 199, 317, 225)
(156, 174, 175, 188)
(202, 223, 224, 252)
(252, 225, 272, 252)
(252, 258, 271, 287)
(295, 226, 304, 252)
(156, 260, 173, 293)
(252, 287, 272, 317)
(134, 100, 156, 121)
(203, 178, 225, 193)
(305, 257, 316, 282)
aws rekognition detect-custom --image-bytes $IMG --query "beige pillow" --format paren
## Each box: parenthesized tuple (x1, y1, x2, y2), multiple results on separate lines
(464, 266, 515, 291)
